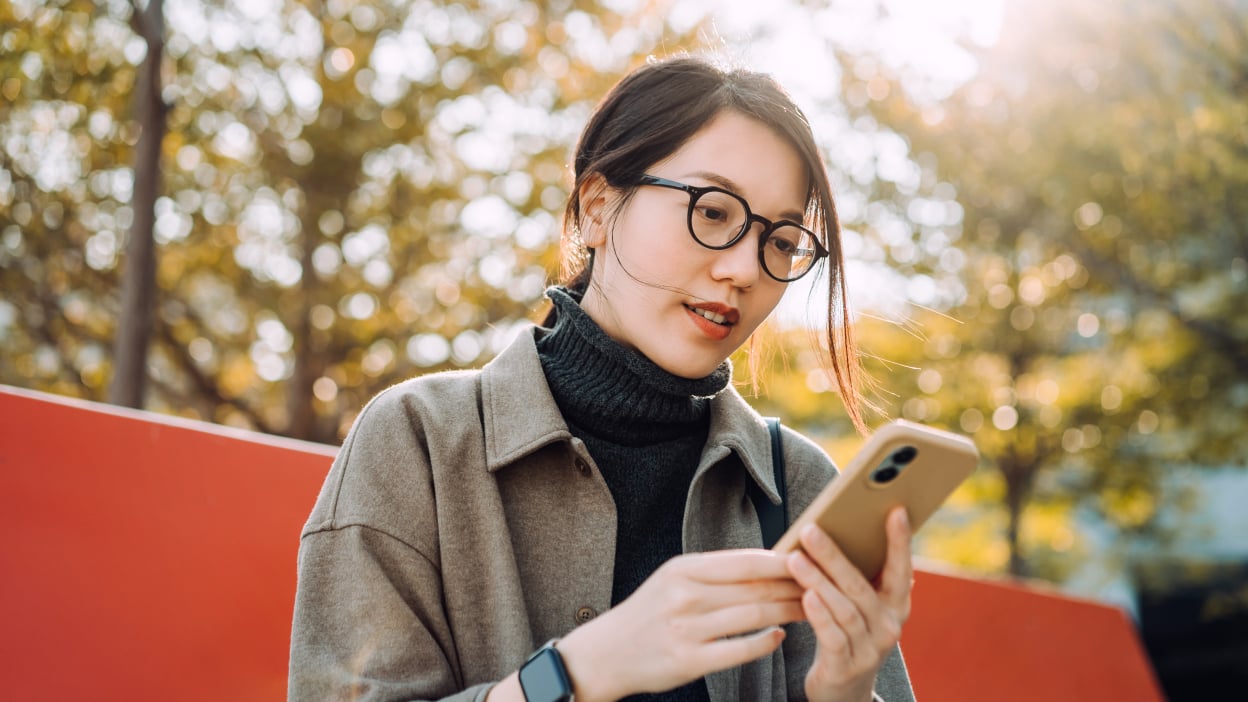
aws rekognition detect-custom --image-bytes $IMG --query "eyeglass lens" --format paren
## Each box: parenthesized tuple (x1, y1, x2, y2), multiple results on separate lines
(689, 190, 818, 281)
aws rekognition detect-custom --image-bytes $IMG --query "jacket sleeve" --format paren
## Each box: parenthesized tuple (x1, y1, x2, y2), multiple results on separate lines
(776, 425, 917, 702)
(287, 386, 494, 702)
(872, 646, 916, 702)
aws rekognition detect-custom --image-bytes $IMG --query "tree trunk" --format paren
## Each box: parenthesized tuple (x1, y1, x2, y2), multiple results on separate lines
(1002, 458, 1028, 578)
(1001, 352, 1032, 578)
(284, 218, 319, 440)
(109, 0, 165, 408)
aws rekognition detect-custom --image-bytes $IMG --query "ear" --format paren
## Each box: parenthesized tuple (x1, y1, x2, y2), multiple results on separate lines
(576, 174, 612, 248)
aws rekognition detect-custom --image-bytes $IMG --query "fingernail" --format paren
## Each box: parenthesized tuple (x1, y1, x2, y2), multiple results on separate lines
(801, 524, 824, 545)
(788, 552, 808, 573)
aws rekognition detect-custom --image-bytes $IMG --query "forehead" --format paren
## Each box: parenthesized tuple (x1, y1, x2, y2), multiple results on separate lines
(654, 111, 810, 213)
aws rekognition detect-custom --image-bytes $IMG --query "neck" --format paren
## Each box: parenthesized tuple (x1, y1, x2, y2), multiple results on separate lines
(536, 287, 732, 445)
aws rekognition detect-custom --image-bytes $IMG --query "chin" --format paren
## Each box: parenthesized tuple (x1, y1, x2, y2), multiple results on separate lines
(659, 356, 725, 380)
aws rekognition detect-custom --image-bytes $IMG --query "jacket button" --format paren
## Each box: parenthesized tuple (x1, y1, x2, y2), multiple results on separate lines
(574, 458, 591, 476)
(575, 606, 597, 624)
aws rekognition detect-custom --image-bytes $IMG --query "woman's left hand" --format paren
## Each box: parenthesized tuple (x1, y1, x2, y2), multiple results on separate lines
(785, 507, 914, 702)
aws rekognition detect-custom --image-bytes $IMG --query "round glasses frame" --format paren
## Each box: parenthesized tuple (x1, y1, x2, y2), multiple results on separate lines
(636, 175, 829, 282)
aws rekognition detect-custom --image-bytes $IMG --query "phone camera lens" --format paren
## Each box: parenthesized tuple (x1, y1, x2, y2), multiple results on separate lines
(892, 446, 917, 465)
(871, 465, 900, 484)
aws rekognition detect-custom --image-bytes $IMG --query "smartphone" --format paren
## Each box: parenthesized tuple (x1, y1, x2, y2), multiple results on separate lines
(772, 419, 978, 581)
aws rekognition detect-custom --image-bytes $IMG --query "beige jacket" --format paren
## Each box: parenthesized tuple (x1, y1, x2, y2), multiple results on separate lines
(288, 327, 914, 702)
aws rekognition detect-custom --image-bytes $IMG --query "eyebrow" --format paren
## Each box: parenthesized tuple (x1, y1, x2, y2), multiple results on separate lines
(682, 170, 807, 223)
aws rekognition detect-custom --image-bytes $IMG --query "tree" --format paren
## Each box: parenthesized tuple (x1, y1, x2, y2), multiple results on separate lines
(1, 0, 707, 442)
(109, 0, 165, 408)
(1, 0, 134, 400)
(842, 0, 1248, 577)
(726, 0, 1246, 582)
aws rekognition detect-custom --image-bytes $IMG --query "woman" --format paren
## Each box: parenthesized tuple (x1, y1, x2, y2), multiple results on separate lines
(289, 57, 916, 702)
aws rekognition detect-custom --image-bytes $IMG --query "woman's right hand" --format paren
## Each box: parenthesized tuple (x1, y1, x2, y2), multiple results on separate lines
(556, 549, 805, 702)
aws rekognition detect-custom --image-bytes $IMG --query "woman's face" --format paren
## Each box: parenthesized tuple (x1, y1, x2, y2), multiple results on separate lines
(579, 110, 809, 379)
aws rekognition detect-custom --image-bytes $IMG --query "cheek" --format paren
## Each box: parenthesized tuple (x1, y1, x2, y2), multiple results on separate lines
(743, 287, 787, 330)
(609, 213, 699, 275)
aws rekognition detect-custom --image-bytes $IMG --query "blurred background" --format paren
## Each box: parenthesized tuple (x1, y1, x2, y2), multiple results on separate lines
(2, 0, 1245, 697)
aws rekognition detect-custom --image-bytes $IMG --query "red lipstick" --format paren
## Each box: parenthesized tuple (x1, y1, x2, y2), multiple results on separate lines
(684, 302, 739, 342)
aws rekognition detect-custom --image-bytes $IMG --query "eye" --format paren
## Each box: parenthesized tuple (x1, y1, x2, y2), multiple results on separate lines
(691, 192, 743, 229)
(771, 238, 796, 255)
(767, 230, 801, 256)
(695, 205, 730, 223)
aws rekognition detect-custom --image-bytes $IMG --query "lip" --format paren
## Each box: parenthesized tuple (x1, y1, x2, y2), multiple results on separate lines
(683, 301, 739, 342)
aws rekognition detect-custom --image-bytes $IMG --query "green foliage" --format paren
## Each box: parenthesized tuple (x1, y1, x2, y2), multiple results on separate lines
(1, 0, 705, 442)
(4, 0, 1245, 591)
(815, 0, 1247, 579)
(725, 0, 1246, 584)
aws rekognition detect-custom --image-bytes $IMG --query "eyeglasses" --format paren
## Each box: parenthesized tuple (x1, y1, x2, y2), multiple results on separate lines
(636, 175, 828, 283)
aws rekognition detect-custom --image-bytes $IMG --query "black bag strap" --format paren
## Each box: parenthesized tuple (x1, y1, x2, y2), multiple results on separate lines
(749, 417, 788, 549)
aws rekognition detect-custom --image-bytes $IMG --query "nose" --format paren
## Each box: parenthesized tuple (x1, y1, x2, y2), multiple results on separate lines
(708, 222, 765, 288)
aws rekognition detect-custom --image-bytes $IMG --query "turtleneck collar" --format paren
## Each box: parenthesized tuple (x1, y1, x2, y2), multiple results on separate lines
(535, 286, 732, 445)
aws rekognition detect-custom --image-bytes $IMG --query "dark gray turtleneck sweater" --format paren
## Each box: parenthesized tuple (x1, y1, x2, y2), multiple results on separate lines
(535, 287, 730, 702)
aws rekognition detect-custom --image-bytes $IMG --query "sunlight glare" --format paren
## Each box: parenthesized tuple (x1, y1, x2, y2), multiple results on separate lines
(694, 0, 1006, 324)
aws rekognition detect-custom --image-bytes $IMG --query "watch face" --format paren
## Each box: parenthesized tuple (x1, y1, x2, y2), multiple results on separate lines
(519, 647, 571, 702)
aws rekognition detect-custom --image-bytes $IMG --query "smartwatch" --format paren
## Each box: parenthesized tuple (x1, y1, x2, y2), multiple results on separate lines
(518, 639, 573, 702)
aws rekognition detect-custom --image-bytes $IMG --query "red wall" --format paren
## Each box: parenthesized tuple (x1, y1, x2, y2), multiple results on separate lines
(1, 386, 335, 701)
(904, 569, 1163, 700)
(0, 386, 1164, 701)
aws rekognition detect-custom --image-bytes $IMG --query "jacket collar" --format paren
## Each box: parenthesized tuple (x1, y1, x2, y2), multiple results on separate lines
(706, 384, 783, 505)
(479, 327, 573, 472)
(478, 326, 781, 504)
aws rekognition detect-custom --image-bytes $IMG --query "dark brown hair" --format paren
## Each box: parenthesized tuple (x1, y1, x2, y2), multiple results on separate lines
(547, 56, 866, 432)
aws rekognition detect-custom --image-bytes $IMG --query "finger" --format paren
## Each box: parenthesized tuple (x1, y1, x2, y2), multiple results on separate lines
(674, 549, 793, 584)
(690, 579, 805, 613)
(795, 525, 899, 652)
(801, 588, 852, 660)
(688, 600, 805, 642)
(788, 550, 869, 642)
(695, 624, 787, 673)
(877, 508, 914, 620)
(797, 525, 879, 612)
